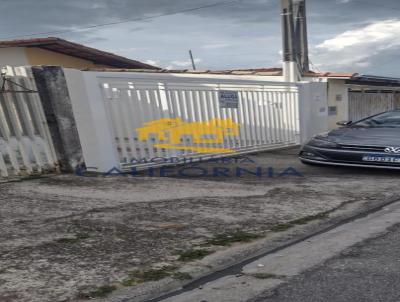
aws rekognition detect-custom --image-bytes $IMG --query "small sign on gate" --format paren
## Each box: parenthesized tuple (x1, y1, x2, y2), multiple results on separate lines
(219, 90, 239, 109)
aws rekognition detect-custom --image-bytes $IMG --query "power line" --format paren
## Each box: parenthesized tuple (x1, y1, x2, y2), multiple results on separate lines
(0, 0, 243, 40)
(3, 0, 399, 40)
(309, 58, 322, 73)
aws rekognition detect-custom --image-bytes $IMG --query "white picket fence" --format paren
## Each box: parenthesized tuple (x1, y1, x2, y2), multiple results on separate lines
(0, 66, 57, 177)
(64, 70, 327, 172)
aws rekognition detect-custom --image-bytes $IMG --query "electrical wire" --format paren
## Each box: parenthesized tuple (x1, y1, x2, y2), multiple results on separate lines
(309, 58, 322, 73)
(0, 0, 243, 40)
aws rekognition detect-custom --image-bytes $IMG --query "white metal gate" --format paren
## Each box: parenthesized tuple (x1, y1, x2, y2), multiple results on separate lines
(349, 91, 400, 122)
(0, 66, 57, 178)
(99, 74, 300, 168)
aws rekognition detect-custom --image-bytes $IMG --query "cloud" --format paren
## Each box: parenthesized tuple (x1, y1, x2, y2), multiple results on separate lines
(312, 19, 400, 72)
(202, 43, 230, 50)
(170, 58, 202, 68)
(144, 59, 160, 65)
(0, 0, 275, 40)
(115, 47, 138, 52)
(1, 0, 399, 76)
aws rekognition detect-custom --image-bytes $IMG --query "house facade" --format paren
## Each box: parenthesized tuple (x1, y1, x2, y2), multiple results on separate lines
(0, 37, 159, 70)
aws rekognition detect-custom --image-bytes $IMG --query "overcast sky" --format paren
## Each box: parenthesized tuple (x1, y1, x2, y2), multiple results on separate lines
(1, 0, 400, 76)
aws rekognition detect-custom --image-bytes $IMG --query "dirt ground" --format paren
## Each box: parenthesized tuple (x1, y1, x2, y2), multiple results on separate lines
(0, 147, 399, 302)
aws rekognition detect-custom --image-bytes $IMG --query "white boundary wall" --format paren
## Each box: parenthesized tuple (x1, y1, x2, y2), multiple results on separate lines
(64, 70, 327, 172)
(0, 66, 57, 177)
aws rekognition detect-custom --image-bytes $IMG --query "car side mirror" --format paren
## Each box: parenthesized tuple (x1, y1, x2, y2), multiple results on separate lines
(336, 120, 352, 127)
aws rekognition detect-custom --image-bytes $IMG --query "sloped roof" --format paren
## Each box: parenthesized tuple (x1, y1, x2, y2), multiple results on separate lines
(0, 37, 159, 69)
(304, 71, 356, 78)
(82, 67, 284, 76)
(82, 67, 356, 78)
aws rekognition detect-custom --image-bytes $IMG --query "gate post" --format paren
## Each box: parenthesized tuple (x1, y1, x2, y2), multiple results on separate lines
(63, 69, 120, 173)
(32, 66, 83, 172)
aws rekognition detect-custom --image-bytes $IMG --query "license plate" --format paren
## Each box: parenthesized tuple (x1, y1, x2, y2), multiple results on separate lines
(362, 154, 400, 163)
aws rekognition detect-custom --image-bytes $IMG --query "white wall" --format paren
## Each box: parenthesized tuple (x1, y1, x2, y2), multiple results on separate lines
(302, 77, 350, 130)
(327, 79, 349, 129)
(63, 68, 120, 172)
(299, 81, 329, 143)
(0, 48, 29, 67)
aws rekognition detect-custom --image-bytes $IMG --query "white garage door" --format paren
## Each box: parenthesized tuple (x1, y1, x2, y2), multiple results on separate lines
(349, 91, 400, 122)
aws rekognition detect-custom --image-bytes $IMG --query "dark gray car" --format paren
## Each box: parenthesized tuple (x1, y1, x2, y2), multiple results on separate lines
(299, 110, 400, 169)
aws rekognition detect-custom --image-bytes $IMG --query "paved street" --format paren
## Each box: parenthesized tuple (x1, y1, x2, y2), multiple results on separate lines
(252, 224, 400, 302)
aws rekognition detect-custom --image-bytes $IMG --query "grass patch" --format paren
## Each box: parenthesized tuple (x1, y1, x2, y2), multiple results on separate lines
(271, 212, 329, 232)
(172, 272, 193, 280)
(78, 285, 117, 299)
(178, 249, 212, 262)
(270, 223, 293, 232)
(56, 233, 90, 244)
(121, 278, 138, 287)
(122, 265, 178, 286)
(121, 266, 192, 287)
(206, 231, 263, 247)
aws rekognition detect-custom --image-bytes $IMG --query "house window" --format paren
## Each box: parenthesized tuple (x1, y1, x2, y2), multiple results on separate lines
(328, 106, 338, 116)
(336, 94, 343, 102)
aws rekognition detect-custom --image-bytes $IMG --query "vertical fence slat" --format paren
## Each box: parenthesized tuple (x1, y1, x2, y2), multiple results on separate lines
(0, 66, 56, 178)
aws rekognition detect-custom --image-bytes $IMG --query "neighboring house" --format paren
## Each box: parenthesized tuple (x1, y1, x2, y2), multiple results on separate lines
(0, 37, 159, 70)
(304, 72, 400, 128)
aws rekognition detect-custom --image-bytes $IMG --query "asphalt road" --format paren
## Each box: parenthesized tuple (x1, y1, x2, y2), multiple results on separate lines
(252, 224, 400, 302)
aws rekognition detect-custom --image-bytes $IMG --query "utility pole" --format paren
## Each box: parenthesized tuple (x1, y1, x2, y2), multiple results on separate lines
(281, 0, 310, 81)
(294, 0, 310, 73)
(189, 50, 197, 70)
(281, 0, 297, 82)
(281, 0, 296, 63)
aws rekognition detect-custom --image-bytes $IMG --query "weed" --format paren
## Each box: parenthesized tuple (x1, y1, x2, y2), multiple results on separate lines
(292, 212, 329, 225)
(271, 212, 329, 232)
(178, 249, 212, 262)
(121, 266, 191, 286)
(172, 272, 193, 280)
(125, 266, 177, 284)
(121, 278, 138, 287)
(77, 285, 117, 299)
(270, 223, 293, 232)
